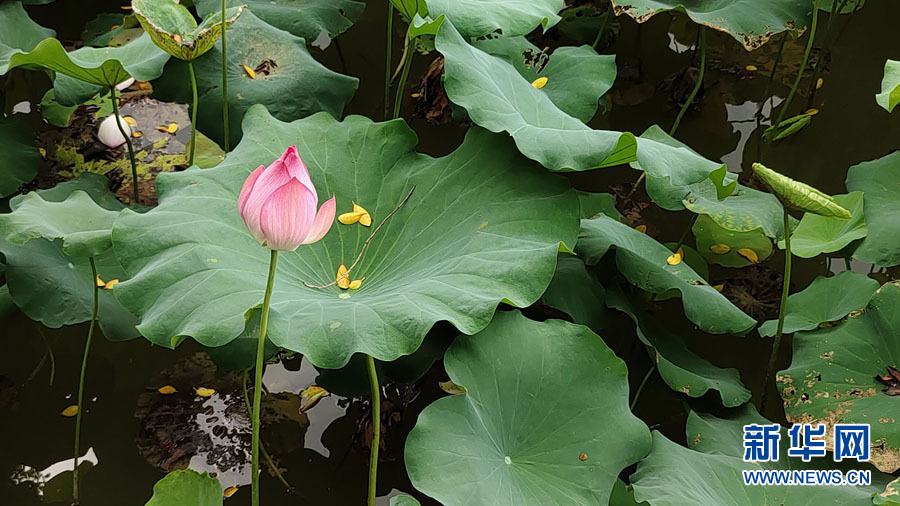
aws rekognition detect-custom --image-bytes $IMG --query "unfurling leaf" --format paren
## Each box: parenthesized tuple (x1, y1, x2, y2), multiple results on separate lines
(736, 248, 759, 263)
(299, 385, 330, 413)
(531, 76, 548, 89)
(336, 264, 350, 289)
(157, 385, 177, 394)
(61, 405, 78, 417)
(751, 163, 852, 219)
(667, 247, 684, 266)
(439, 380, 467, 395)
(194, 387, 216, 397)
(710, 243, 731, 254)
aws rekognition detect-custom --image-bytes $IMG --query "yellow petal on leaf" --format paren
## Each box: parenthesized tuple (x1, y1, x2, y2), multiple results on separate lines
(352, 202, 372, 227)
(745, 65, 758, 72)
(338, 212, 362, 225)
(223, 486, 239, 498)
(348, 279, 363, 290)
(531, 76, 548, 89)
(194, 387, 216, 397)
(635, 224, 647, 234)
(299, 385, 331, 413)
(157, 385, 177, 394)
(737, 248, 759, 263)
(61, 405, 78, 417)
(666, 247, 684, 266)
(816, 77, 824, 90)
(95, 274, 105, 287)
(103, 279, 119, 290)
(713, 284, 724, 292)
(710, 243, 731, 254)
(242, 64, 256, 79)
(805, 108, 819, 116)
(123, 116, 137, 127)
(39, 147, 47, 158)
(336, 264, 350, 289)
(132, 131, 143, 138)
(166, 122, 178, 134)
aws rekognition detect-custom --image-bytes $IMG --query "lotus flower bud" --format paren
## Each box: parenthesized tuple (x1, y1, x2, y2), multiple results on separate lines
(97, 114, 131, 148)
(238, 146, 336, 251)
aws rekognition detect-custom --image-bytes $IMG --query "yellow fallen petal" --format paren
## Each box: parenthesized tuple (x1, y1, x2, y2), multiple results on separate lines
(123, 116, 137, 127)
(299, 385, 330, 413)
(737, 248, 759, 263)
(336, 264, 350, 289)
(138, 81, 152, 90)
(713, 284, 724, 292)
(745, 64, 758, 72)
(805, 108, 819, 116)
(95, 274, 105, 287)
(223, 486, 239, 498)
(39, 147, 46, 158)
(531, 76, 548, 89)
(242, 64, 256, 79)
(710, 243, 731, 254)
(410, 92, 421, 98)
(666, 247, 684, 266)
(166, 122, 178, 134)
(103, 279, 120, 290)
(635, 224, 647, 234)
(61, 405, 78, 417)
(120, 5, 132, 9)
(816, 77, 824, 90)
(348, 279, 363, 290)
(359, 213, 372, 227)
(194, 387, 216, 397)
(338, 212, 362, 225)
(132, 131, 143, 138)
(158, 385, 177, 394)
(110, 24, 120, 31)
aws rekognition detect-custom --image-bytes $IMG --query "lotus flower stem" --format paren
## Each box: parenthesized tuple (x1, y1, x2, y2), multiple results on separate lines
(241, 369, 293, 492)
(630, 364, 656, 411)
(762, 207, 792, 410)
(669, 26, 706, 137)
(304, 185, 415, 289)
(188, 60, 199, 166)
(365, 354, 381, 506)
(591, 8, 612, 50)
(109, 87, 139, 205)
(384, 1, 394, 120)
(221, 0, 230, 152)
(773, 0, 820, 128)
(73, 257, 99, 504)
(251, 249, 278, 506)
(393, 32, 414, 119)
(390, 28, 410, 83)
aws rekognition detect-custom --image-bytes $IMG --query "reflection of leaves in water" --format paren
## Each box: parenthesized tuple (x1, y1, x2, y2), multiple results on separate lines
(718, 264, 783, 320)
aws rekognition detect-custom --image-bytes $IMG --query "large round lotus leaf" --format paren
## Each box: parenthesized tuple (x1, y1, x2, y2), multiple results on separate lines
(8, 33, 170, 105)
(752, 163, 852, 219)
(758, 271, 878, 338)
(0, 1, 55, 74)
(0, 117, 40, 197)
(576, 215, 755, 334)
(151, 11, 358, 147)
(606, 285, 751, 407)
(435, 19, 636, 172)
(0, 175, 139, 341)
(195, 0, 364, 43)
(471, 35, 616, 123)
(781, 192, 867, 258)
(425, 0, 563, 38)
(692, 214, 773, 268)
(404, 311, 651, 505)
(610, 0, 811, 51)
(132, 0, 243, 61)
(111, 106, 578, 368)
(683, 182, 786, 240)
(543, 255, 617, 331)
(779, 281, 900, 472)
(632, 406, 893, 505)
(146, 469, 222, 506)
(877, 59, 900, 113)
(846, 152, 900, 267)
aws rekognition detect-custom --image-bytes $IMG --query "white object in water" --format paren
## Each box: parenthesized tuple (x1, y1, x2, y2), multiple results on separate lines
(98, 114, 131, 148)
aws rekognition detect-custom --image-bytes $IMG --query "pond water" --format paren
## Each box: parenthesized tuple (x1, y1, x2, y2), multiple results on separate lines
(2, 0, 899, 504)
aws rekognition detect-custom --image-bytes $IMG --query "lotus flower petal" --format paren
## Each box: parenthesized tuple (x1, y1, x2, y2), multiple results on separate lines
(259, 179, 317, 251)
(302, 194, 336, 245)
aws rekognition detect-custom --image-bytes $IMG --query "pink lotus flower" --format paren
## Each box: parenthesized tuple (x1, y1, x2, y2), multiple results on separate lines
(238, 146, 336, 251)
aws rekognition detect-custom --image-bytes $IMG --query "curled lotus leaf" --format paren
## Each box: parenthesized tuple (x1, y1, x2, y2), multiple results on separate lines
(876, 59, 900, 113)
(132, 0, 244, 61)
(751, 163, 852, 219)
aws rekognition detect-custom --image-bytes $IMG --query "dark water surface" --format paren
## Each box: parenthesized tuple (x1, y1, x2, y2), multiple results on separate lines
(2, 0, 899, 504)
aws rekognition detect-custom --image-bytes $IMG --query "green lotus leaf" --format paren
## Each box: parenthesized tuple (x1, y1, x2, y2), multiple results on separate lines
(610, 0, 811, 51)
(203, 310, 278, 371)
(632, 406, 893, 505)
(8, 33, 170, 105)
(132, 0, 242, 61)
(846, 152, 900, 267)
(635, 125, 736, 211)
(543, 255, 617, 331)
(780, 192, 867, 258)
(877, 59, 900, 113)
(111, 106, 578, 368)
(751, 162, 852, 219)
(195, 0, 364, 43)
(404, 311, 651, 505)
(0, 174, 139, 341)
(820, 0, 864, 12)
(435, 19, 636, 172)
(758, 271, 878, 338)
(146, 469, 223, 506)
(683, 181, 786, 240)
(692, 214, 773, 267)
(606, 284, 751, 407)
(471, 35, 616, 122)
(0, 0, 55, 74)
(391, 0, 428, 22)
(0, 191, 120, 258)
(151, 10, 358, 146)
(875, 479, 900, 505)
(389, 495, 421, 506)
(610, 480, 647, 506)
(655, 243, 707, 302)
(780, 281, 900, 473)
(576, 215, 756, 334)
(577, 191, 622, 220)
(426, 0, 564, 38)
(0, 117, 40, 197)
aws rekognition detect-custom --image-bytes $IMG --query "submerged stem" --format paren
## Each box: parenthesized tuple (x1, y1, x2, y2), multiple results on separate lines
(630, 364, 656, 411)
(773, 0, 820, 127)
(384, 1, 393, 120)
(221, 0, 229, 151)
(365, 354, 380, 506)
(393, 33, 414, 119)
(591, 9, 612, 50)
(762, 208, 792, 410)
(251, 250, 278, 506)
(73, 257, 99, 504)
(109, 87, 138, 205)
(669, 26, 706, 137)
(242, 369, 293, 492)
(188, 60, 199, 166)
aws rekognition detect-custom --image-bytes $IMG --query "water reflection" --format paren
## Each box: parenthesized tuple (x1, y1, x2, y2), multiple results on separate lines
(10, 448, 97, 498)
